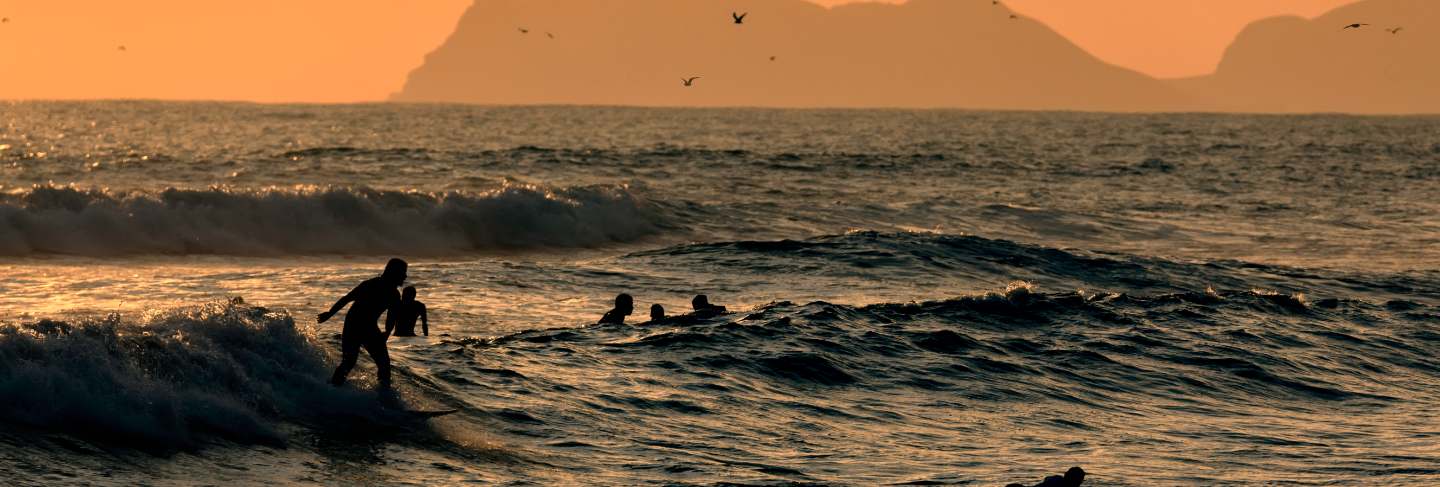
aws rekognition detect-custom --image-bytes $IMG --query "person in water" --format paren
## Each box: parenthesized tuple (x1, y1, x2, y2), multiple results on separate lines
(650, 303, 665, 321)
(599, 293, 633, 324)
(391, 286, 429, 337)
(1006, 466, 1086, 487)
(691, 294, 727, 316)
(318, 258, 406, 388)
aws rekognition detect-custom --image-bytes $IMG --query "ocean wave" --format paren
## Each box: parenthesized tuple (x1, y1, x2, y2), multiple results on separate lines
(625, 231, 1184, 290)
(5, 285, 1438, 477)
(0, 183, 676, 256)
(625, 231, 1440, 302)
(0, 301, 343, 451)
(408, 283, 1440, 481)
(478, 284, 1438, 401)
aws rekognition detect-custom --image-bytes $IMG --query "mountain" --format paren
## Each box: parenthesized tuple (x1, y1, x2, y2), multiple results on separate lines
(1172, 0, 1439, 114)
(391, 0, 1191, 111)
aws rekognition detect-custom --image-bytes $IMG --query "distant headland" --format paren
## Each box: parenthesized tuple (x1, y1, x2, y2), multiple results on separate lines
(393, 0, 1438, 114)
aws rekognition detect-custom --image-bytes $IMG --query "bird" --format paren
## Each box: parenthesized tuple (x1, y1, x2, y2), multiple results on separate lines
(769, 55, 777, 61)
(1342, 23, 1369, 30)
(117, 45, 127, 52)
(1, 17, 9, 23)
(992, 0, 999, 5)
(1386, 26, 1403, 34)
(546, 32, 555, 39)
(681, 77, 701, 87)
(1009, 14, 1019, 20)
(733, 12, 747, 24)
(518, 27, 529, 34)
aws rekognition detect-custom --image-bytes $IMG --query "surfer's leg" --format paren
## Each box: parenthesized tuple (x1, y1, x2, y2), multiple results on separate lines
(330, 335, 362, 386)
(365, 335, 392, 388)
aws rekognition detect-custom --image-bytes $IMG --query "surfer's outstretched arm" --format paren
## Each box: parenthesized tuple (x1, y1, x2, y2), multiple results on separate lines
(317, 285, 360, 323)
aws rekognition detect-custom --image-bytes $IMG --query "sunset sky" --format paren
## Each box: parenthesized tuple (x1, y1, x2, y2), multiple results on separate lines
(0, 0, 1358, 102)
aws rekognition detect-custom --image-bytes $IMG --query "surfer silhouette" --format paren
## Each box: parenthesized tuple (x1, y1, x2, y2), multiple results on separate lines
(650, 303, 666, 322)
(691, 294, 727, 316)
(1006, 466, 1086, 487)
(318, 258, 406, 388)
(391, 286, 429, 337)
(599, 293, 633, 324)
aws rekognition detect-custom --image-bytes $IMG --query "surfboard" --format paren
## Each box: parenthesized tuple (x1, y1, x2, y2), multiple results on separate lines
(402, 409, 459, 419)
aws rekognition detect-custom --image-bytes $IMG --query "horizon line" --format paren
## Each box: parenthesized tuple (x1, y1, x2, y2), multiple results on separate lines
(3, 98, 1432, 117)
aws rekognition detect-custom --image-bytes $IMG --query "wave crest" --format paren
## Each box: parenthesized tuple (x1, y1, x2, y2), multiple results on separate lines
(0, 302, 333, 450)
(0, 184, 676, 256)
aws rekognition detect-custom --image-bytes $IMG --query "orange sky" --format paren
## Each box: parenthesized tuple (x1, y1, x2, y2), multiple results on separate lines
(0, 0, 1359, 102)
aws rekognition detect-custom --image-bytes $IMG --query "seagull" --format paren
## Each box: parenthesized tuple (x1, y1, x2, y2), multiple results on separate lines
(1342, 23, 1369, 30)
(1386, 26, 1403, 34)
(992, 0, 999, 5)
(117, 45, 127, 52)
(769, 55, 776, 61)
(681, 77, 701, 87)
(546, 32, 555, 39)
(733, 12, 747, 24)
(518, 27, 529, 34)
(1009, 14, 1019, 20)
(1, 17, 9, 23)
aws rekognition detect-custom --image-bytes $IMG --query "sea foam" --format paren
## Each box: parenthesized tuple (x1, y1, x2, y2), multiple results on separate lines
(0, 184, 673, 256)
(0, 302, 344, 450)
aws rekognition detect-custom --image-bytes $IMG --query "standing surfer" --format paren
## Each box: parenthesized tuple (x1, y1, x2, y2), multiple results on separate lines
(318, 258, 407, 389)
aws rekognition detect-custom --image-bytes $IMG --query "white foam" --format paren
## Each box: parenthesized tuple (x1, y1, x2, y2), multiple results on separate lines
(0, 183, 673, 256)
(0, 301, 379, 449)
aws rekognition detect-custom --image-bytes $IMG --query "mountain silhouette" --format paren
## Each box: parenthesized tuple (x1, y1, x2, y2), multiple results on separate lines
(1174, 0, 1438, 114)
(391, 0, 1190, 111)
(394, 0, 1435, 114)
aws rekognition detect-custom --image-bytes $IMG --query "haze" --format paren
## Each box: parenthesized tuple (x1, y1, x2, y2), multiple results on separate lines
(0, 0, 1357, 103)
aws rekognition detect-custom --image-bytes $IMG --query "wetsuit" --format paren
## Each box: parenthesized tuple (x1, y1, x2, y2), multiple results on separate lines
(392, 299, 427, 337)
(598, 308, 627, 325)
(328, 277, 400, 387)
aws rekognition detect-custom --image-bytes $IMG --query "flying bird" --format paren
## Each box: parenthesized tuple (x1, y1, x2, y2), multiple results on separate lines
(1, 17, 9, 23)
(1342, 23, 1369, 30)
(769, 55, 776, 61)
(117, 45, 127, 52)
(733, 12, 747, 24)
(682, 77, 701, 87)
(1386, 27, 1403, 34)
(518, 27, 529, 34)
(546, 32, 555, 39)
(1009, 14, 1019, 20)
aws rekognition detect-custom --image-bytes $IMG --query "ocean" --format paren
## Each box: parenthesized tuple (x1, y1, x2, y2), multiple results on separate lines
(1, 101, 1438, 485)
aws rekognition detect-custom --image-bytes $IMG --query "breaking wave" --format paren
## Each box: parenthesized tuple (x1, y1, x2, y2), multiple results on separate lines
(0, 184, 677, 256)
(0, 302, 340, 451)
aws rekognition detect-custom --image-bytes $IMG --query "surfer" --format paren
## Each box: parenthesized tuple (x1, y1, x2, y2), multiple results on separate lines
(1006, 466, 1086, 487)
(599, 293, 633, 324)
(318, 258, 407, 388)
(650, 303, 666, 322)
(391, 286, 429, 337)
(691, 294, 727, 316)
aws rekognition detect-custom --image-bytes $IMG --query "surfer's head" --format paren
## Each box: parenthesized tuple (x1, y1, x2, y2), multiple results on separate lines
(692, 294, 710, 310)
(615, 293, 634, 314)
(403, 286, 417, 301)
(650, 303, 665, 321)
(383, 258, 408, 286)
(1064, 467, 1085, 485)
